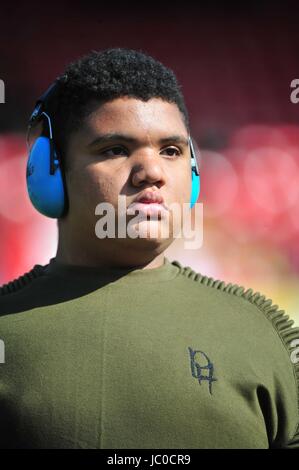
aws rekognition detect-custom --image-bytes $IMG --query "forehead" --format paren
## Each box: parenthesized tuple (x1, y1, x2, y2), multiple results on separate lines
(82, 97, 187, 140)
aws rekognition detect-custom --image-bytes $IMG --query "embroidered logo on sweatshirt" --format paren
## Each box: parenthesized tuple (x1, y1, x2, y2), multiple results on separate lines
(188, 347, 217, 395)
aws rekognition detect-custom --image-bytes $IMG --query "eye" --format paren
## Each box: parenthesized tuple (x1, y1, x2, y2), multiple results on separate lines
(160, 146, 182, 158)
(101, 146, 128, 157)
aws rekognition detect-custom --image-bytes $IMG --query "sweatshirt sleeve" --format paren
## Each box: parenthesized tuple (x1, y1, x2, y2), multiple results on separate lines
(173, 261, 299, 449)
(233, 288, 299, 449)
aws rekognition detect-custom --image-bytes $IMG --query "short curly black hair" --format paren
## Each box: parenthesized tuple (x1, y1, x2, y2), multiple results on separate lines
(45, 48, 190, 161)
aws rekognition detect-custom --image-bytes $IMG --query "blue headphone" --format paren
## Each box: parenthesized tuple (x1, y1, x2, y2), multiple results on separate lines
(189, 135, 201, 209)
(26, 82, 200, 218)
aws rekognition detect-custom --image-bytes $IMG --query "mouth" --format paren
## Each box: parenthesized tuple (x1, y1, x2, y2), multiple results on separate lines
(126, 201, 169, 220)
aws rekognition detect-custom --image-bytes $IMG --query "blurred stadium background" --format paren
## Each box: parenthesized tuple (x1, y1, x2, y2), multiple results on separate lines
(0, 1, 298, 323)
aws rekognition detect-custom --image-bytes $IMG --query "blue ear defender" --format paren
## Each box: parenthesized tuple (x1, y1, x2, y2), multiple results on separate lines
(26, 82, 200, 217)
(189, 135, 200, 209)
(26, 83, 66, 218)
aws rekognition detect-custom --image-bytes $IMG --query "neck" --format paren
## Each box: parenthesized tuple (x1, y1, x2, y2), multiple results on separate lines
(55, 224, 166, 270)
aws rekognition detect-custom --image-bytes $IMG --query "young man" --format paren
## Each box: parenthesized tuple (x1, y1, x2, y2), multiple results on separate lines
(0, 48, 298, 449)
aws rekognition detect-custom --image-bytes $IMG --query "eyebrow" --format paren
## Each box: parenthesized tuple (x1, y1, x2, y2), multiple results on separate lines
(87, 133, 189, 149)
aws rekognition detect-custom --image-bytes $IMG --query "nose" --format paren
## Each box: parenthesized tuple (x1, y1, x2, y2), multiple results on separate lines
(130, 149, 166, 188)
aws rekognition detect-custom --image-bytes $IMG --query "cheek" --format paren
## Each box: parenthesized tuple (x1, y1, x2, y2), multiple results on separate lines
(171, 166, 192, 204)
(67, 166, 121, 208)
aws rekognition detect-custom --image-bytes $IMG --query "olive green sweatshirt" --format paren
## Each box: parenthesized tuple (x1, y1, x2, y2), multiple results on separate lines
(0, 257, 298, 449)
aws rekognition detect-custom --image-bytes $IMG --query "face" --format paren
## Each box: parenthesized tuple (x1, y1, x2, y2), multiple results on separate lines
(62, 97, 192, 260)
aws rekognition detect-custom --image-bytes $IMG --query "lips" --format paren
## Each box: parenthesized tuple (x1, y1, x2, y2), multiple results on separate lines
(133, 190, 165, 205)
(138, 198, 159, 204)
(127, 190, 169, 218)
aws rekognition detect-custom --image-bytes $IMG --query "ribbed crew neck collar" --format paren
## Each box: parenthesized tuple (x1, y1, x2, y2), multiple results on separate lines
(45, 256, 180, 285)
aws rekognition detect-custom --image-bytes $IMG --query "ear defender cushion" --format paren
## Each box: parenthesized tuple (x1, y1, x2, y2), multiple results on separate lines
(190, 168, 200, 209)
(26, 136, 65, 218)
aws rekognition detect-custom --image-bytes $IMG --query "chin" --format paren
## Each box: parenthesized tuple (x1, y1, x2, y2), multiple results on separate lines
(128, 219, 173, 241)
(124, 228, 174, 252)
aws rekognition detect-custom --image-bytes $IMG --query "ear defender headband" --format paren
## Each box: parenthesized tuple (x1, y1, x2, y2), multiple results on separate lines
(26, 81, 65, 218)
(26, 82, 201, 218)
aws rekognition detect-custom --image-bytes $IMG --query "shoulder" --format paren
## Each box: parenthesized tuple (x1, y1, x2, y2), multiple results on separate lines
(0, 264, 49, 317)
(172, 259, 299, 358)
(172, 260, 297, 331)
(0, 264, 46, 297)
